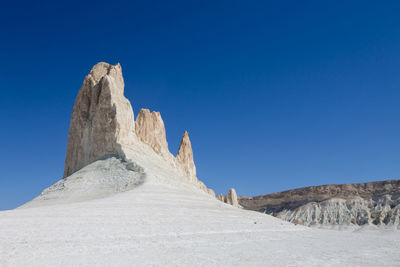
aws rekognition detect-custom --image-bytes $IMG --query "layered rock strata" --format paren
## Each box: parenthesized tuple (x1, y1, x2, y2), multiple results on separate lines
(239, 180, 400, 227)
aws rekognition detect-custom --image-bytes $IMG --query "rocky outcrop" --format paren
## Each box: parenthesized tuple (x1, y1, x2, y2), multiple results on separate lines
(239, 180, 400, 227)
(207, 188, 216, 198)
(226, 188, 240, 207)
(135, 109, 170, 157)
(63, 62, 135, 177)
(216, 194, 225, 202)
(62, 61, 218, 199)
(215, 188, 241, 208)
(176, 131, 196, 181)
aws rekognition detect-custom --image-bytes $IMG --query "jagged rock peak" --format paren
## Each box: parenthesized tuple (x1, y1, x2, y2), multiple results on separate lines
(63, 62, 135, 177)
(135, 108, 170, 157)
(176, 131, 197, 180)
(89, 62, 124, 90)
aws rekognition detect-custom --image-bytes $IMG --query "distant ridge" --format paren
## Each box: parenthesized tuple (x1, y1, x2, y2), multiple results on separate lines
(239, 179, 400, 228)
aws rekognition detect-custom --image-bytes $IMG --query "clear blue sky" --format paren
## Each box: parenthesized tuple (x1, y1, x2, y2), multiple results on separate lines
(1, 1, 400, 210)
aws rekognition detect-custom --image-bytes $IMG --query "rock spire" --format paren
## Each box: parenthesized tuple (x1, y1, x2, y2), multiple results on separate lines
(216, 188, 241, 208)
(135, 109, 170, 157)
(226, 188, 240, 207)
(176, 131, 197, 180)
(63, 62, 135, 177)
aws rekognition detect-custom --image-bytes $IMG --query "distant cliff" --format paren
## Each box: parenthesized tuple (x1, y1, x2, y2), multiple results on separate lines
(239, 180, 400, 227)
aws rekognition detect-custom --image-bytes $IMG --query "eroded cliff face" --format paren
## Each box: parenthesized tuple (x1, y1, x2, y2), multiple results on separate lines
(239, 180, 400, 227)
(63, 62, 135, 177)
(275, 195, 400, 227)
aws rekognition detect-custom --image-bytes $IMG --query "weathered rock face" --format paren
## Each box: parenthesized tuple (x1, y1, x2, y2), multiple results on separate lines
(135, 109, 170, 157)
(64, 62, 135, 177)
(176, 131, 196, 180)
(239, 180, 400, 227)
(275, 196, 400, 227)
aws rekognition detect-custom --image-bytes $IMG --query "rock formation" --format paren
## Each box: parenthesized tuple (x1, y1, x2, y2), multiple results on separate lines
(64, 62, 135, 177)
(216, 194, 225, 202)
(176, 131, 197, 181)
(62, 61, 219, 199)
(226, 188, 240, 207)
(239, 180, 400, 227)
(215, 188, 241, 208)
(207, 188, 216, 198)
(276, 196, 400, 227)
(135, 109, 170, 157)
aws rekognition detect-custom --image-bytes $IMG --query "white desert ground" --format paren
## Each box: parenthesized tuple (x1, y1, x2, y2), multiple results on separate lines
(0, 140, 399, 267)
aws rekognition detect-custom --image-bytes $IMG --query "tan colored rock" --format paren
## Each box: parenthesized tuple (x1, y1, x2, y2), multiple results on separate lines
(207, 188, 216, 198)
(135, 109, 170, 157)
(63, 61, 218, 200)
(196, 180, 207, 192)
(134, 111, 215, 198)
(63, 62, 135, 177)
(176, 131, 196, 180)
(226, 188, 240, 207)
(216, 194, 225, 202)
